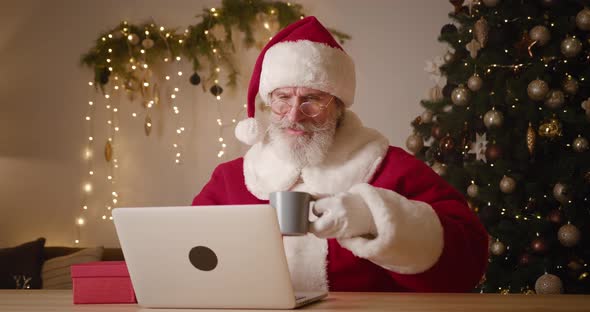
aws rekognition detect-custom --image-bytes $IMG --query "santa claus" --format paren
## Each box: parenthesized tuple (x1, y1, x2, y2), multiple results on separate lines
(193, 16, 488, 293)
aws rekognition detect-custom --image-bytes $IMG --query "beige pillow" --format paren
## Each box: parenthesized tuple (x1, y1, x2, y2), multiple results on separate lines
(42, 246, 104, 289)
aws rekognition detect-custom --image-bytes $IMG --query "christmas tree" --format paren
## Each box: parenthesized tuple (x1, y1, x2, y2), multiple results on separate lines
(408, 0, 590, 294)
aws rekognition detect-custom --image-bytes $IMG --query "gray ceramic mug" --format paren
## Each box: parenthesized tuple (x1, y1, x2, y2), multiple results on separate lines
(269, 191, 315, 236)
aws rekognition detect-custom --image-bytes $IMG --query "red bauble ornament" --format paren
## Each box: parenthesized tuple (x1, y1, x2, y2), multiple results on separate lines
(547, 209, 564, 224)
(531, 238, 548, 254)
(440, 134, 457, 154)
(485, 143, 503, 162)
(519, 253, 532, 265)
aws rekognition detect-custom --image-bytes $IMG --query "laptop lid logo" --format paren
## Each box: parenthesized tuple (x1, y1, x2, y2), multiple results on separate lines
(188, 246, 218, 271)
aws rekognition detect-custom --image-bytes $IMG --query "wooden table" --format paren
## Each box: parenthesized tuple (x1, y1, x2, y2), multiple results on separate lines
(1, 290, 589, 311)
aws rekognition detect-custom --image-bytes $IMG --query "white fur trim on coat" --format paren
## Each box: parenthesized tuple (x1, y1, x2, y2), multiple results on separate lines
(243, 111, 389, 200)
(259, 40, 356, 107)
(283, 234, 328, 292)
(338, 183, 444, 275)
(235, 117, 262, 145)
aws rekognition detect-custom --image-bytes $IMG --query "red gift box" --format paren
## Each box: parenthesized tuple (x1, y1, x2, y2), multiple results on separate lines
(71, 261, 137, 304)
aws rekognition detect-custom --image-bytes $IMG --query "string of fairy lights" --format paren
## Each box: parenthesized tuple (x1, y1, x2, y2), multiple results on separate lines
(75, 13, 255, 244)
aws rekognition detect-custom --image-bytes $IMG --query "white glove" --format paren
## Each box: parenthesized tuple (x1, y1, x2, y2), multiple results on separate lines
(309, 191, 377, 239)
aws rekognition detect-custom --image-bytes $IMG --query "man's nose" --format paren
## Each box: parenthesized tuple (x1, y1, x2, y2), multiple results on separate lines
(285, 99, 306, 123)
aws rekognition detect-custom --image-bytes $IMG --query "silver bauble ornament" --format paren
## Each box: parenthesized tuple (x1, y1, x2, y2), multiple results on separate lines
(467, 184, 480, 198)
(421, 110, 434, 123)
(576, 8, 590, 31)
(535, 273, 563, 294)
(142, 38, 154, 49)
(483, 109, 504, 129)
(405, 134, 424, 154)
(553, 183, 571, 204)
(529, 25, 551, 46)
(443, 51, 455, 63)
(127, 33, 140, 45)
(431, 162, 447, 176)
(563, 77, 579, 95)
(544, 90, 565, 109)
(561, 36, 583, 58)
(573, 136, 589, 152)
(500, 175, 516, 194)
(558, 223, 581, 247)
(467, 74, 483, 91)
(451, 85, 471, 106)
(482, 0, 500, 7)
(490, 241, 506, 256)
(527, 79, 549, 101)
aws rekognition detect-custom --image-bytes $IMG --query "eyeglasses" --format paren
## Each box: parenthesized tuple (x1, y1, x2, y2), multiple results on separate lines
(270, 95, 335, 118)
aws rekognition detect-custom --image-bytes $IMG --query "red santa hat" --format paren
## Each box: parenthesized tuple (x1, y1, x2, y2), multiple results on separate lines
(235, 16, 356, 145)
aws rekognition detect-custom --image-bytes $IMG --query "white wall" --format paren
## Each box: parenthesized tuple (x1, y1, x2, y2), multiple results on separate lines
(0, 0, 451, 247)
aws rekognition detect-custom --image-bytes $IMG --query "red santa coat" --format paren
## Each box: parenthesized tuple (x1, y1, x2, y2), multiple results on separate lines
(193, 111, 488, 292)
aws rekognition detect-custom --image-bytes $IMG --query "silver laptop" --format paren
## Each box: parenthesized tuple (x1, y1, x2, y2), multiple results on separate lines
(112, 205, 327, 309)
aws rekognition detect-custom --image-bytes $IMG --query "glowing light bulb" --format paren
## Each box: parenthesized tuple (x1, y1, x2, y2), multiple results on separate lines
(89, 171, 94, 176)
(88, 101, 93, 106)
(132, 113, 137, 117)
(102, 215, 107, 220)
(174, 87, 179, 92)
(165, 76, 170, 80)
(77, 218, 85, 226)
(177, 71, 183, 76)
(75, 239, 80, 244)
(84, 183, 92, 193)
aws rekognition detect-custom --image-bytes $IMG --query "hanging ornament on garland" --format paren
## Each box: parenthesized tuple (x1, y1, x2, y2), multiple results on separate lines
(443, 50, 455, 63)
(104, 141, 113, 162)
(439, 134, 456, 155)
(431, 124, 445, 140)
(210, 84, 223, 96)
(558, 223, 581, 247)
(441, 24, 458, 36)
(527, 79, 549, 101)
(519, 253, 532, 265)
(474, 17, 489, 48)
(553, 182, 572, 204)
(573, 136, 589, 152)
(490, 240, 506, 256)
(466, 39, 482, 58)
(535, 273, 563, 294)
(538, 118, 563, 139)
(499, 175, 517, 194)
(406, 133, 424, 154)
(562, 76, 579, 95)
(127, 33, 140, 45)
(561, 36, 583, 58)
(141, 38, 154, 49)
(451, 85, 471, 106)
(189, 73, 201, 86)
(483, 108, 503, 129)
(576, 8, 590, 31)
(582, 98, 590, 120)
(529, 25, 551, 46)
(544, 90, 565, 109)
(527, 122, 536, 156)
(467, 74, 483, 91)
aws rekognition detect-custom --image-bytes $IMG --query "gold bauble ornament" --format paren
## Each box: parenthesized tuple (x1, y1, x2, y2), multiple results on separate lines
(538, 118, 563, 139)
(474, 17, 489, 48)
(527, 79, 549, 101)
(573, 136, 589, 152)
(553, 182, 571, 204)
(467, 74, 483, 91)
(421, 110, 434, 123)
(482, 0, 500, 7)
(563, 76, 579, 95)
(561, 36, 583, 58)
(544, 90, 565, 109)
(535, 273, 563, 294)
(490, 240, 506, 256)
(576, 8, 590, 31)
(527, 122, 536, 156)
(529, 25, 551, 46)
(558, 223, 581, 247)
(467, 183, 480, 198)
(483, 109, 503, 129)
(141, 38, 154, 49)
(431, 162, 448, 176)
(406, 134, 424, 154)
(451, 85, 471, 106)
(499, 175, 517, 194)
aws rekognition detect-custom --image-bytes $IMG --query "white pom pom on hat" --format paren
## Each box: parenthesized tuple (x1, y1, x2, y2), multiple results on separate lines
(234, 16, 356, 145)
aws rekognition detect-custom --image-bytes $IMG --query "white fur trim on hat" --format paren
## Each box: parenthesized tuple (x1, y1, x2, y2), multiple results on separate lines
(259, 40, 356, 107)
(235, 117, 262, 145)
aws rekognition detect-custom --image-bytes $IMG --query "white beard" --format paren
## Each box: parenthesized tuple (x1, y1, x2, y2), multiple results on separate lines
(267, 116, 339, 168)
